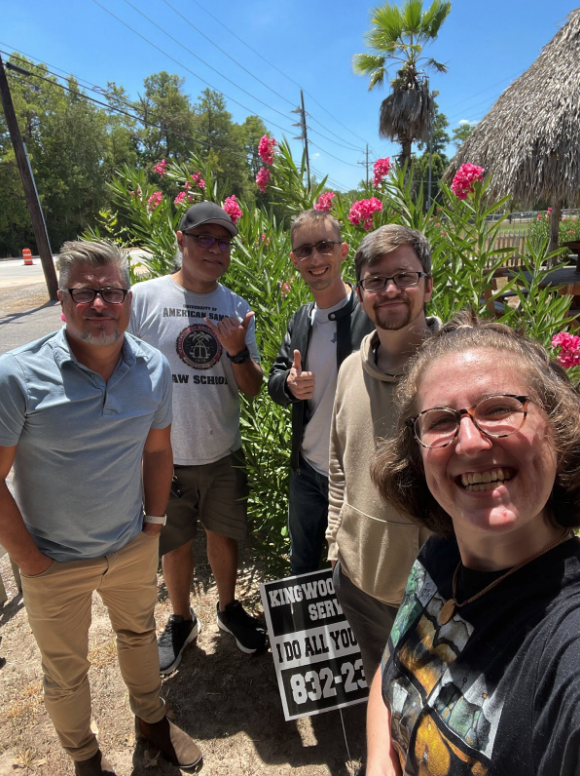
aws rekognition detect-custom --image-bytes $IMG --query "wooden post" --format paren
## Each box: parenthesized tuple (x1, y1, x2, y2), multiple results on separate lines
(0, 54, 58, 300)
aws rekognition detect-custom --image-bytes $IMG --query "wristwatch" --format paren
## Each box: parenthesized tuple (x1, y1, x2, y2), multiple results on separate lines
(226, 347, 251, 364)
(143, 514, 167, 526)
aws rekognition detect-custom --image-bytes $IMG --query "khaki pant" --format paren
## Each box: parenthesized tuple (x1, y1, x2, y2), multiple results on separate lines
(21, 531, 165, 762)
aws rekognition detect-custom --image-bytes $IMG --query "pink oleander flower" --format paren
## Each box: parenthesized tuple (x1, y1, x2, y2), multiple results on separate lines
(261, 233, 270, 245)
(372, 157, 392, 187)
(256, 166, 271, 193)
(348, 197, 383, 230)
(148, 191, 163, 211)
(278, 278, 293, 297)
(153, 159, 167, 176)
(451, 163, 485, 200)
(258, 135, 277, 165)
(223, 195, 242, 225)
(314, 191, 336, 212)
(190, 173, 206, 190)
(547, 207, 552, 215)
(174, 192, 188, 206)
(552, 332, 580, 369)
(537, 213, 543, 220)
(130, 189, 142, 198)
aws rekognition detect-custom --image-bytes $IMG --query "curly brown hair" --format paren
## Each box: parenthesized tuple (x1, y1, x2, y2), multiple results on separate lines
(370, 309, 580, 537)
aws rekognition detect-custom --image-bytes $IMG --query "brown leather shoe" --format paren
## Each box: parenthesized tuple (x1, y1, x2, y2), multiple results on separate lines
(135, 716, 202, 771)
(74, 750, 116, 775)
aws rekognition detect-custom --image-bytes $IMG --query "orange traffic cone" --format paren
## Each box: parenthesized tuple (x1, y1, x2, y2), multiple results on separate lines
(22, 248, 33, 266)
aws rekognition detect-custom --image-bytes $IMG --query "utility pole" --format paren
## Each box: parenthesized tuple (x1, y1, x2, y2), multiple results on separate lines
(291, 89, 311, 191)
(357, 144, 369, 186)
(0, 54, 58, 300)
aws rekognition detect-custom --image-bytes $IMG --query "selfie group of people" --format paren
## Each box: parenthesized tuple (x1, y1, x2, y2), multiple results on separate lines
(1, 199, 579, 775)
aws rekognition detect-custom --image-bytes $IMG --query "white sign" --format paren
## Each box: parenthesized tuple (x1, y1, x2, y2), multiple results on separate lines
(260, 568, 368, 720)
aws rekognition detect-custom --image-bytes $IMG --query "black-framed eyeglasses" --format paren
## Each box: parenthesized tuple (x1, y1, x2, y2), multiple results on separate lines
(292, 240, 342, 261)
(67, 288, 130, 304)
(406, 394, 531, 449)
(357, 271, 430, 292)
(182, 233, 232, 253)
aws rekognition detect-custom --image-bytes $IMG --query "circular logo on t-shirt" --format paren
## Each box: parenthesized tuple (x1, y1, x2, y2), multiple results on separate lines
(176, 324, 222, 370)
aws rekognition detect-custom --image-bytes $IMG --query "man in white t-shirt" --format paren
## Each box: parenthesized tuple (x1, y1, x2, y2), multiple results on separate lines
(130, 202, 267, 675)
(268, 211, 373, 575)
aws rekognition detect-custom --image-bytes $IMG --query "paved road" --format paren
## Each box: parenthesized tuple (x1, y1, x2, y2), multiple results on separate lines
(0, 257, 58, 287)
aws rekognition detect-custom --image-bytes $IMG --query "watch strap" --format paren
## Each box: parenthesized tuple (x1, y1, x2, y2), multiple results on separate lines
(143, 514, 167, 526)
(226, 347, 251, 364)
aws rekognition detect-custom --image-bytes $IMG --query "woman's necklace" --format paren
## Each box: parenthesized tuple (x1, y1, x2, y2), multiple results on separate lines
(438, 530, 574, 626)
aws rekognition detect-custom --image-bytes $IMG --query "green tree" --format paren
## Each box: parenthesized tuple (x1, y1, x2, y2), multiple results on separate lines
(194, 89, 255, 199)
(353, 0, 452, 165)
(136, 71, 195, 163)
(451, 121, 475, 149)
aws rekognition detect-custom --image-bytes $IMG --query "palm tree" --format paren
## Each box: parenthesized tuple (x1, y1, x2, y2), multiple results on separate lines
(353, 0, 451, 166)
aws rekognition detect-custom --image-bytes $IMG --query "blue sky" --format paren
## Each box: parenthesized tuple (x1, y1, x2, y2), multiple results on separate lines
(1, 0, 576, 191)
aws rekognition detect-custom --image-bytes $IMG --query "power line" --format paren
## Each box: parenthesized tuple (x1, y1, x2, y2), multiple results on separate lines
(88, 0, 296, 136)
(5, 69, 255, 163)
(119, 0, 294, 125)
(176, 0, 371, 148)
(0, 48, 233, 147)
(309, 141, 362, 169)
(120, 0, 365, 155)
(160, 0, 295, 109)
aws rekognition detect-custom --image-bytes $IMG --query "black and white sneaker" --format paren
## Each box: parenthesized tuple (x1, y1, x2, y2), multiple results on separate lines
(158, 609, 201, 675)
(216, 600, 268, 655)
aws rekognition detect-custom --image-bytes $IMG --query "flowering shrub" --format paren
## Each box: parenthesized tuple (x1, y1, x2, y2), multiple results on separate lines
(190, 173, 206, 190)
(223, 195, 242, 225)
(153, 159, 167, 176)
(348, 197, 383, 230)
(372, 157, 392, 187)
(258, 135, 277, 166)
(451, 163, 485, 200)
(552, 332, 580, 368)
(147, 191, 163, 211)
(256, 166, 271, 193)
(528, 209, 580, 246)
(314, 191, 335, 212)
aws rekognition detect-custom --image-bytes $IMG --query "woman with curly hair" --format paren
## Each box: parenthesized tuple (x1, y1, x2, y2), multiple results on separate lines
(367, 311, 580, 776)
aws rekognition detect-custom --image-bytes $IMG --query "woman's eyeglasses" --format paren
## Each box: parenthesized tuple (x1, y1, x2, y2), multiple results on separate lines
(407, 394, 530, 449)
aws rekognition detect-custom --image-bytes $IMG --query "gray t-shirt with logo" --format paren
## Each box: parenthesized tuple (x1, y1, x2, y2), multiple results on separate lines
(129, 275, 259, 466)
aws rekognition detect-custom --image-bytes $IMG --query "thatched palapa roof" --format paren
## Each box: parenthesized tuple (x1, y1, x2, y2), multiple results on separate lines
(445, 8, 580, 206)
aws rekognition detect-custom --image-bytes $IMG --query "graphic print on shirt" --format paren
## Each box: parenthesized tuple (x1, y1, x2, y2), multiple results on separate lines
(176, 323, 222, 370)
(384, 561, 502, 775)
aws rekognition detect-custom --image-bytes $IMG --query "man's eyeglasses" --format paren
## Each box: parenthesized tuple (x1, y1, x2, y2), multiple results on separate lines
(182, 233, 232, 253)
(407, 394, 530, 449)
(292, 240, 342, 261)
(67, 288, 129, 304)
(357, 272, 430, 292)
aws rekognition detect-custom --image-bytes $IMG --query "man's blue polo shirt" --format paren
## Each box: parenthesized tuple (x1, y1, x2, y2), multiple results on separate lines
(0, 328, 172, 562)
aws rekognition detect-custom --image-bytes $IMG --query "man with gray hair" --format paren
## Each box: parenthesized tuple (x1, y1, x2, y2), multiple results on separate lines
(268, 209, 373, 576)
(0, 241, 202, 775)
(326, 224, 440, 685)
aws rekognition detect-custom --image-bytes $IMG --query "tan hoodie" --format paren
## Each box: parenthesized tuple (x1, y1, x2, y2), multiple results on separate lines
(326, 322, 439, 606)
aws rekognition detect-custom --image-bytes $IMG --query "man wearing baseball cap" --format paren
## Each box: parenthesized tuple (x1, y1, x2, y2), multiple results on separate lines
(129, 201, 267, 674)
